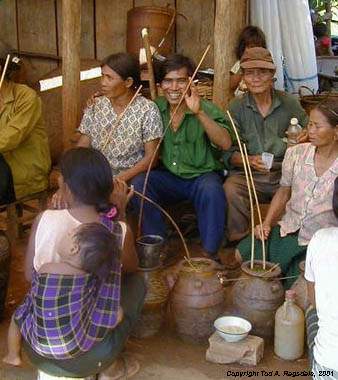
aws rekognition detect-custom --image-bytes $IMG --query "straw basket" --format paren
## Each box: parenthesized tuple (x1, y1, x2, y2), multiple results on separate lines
(196, 79, 213, 100)
(299, 86, 338, 115)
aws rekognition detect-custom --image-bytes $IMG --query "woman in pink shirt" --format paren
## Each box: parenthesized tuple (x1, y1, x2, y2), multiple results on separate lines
(236, 98, 338, 288)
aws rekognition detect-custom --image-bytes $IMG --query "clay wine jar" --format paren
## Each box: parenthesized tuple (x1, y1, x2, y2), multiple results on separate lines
(168, 258, 226, 343)
(232, 260, 284, 338)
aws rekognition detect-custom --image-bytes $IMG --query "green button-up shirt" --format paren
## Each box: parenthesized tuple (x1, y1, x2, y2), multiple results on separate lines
(224, 90, 308, 170)
(155, 96, 233, 179)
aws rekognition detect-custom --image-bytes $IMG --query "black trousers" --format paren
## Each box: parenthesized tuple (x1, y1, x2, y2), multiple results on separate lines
(0, 154, 15, 205)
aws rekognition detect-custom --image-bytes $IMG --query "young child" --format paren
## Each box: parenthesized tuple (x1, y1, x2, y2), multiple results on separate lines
(230, 25, 267, 97)
(2, 147, 130, 365)
(3, 222, 124, 366)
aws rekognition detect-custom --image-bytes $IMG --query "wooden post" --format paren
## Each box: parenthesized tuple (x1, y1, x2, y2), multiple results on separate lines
(213, 0, 247, 110)
(325, 0, 332, 40)
(62, 0, 81, 150)
(142, 28, 157, 101)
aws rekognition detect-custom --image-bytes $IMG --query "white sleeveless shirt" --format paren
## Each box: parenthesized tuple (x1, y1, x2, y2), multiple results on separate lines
(33, 209, 82, 271)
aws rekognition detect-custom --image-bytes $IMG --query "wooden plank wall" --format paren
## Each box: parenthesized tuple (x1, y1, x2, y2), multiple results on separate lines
(0, 0, 215, 84)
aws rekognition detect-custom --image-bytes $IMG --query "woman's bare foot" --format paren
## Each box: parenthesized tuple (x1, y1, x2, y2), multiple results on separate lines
(2, 353, 22, 366)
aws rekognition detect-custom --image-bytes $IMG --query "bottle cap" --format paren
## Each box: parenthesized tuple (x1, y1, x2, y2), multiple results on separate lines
(285, 289, 296, 300)
(290, 117, 298, 125)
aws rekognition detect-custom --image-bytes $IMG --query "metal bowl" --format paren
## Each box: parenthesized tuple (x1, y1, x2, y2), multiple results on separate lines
(214, 316, 252, 343)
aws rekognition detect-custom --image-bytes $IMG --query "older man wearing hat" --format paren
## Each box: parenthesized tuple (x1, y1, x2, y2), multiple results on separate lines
(223, 47, 308, 246)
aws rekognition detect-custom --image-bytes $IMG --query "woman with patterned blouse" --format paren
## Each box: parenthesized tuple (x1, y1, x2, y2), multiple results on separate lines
(77, 53, 163, 183)
(236, 98, 338, 288)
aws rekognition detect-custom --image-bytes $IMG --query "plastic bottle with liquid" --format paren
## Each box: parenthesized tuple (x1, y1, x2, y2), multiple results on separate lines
(274, 289, 305, 360)
(286, 118, 302, 147)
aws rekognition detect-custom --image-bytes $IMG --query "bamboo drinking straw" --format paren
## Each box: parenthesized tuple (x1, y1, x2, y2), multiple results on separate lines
(132, 188, 191, 260)
(226, 111, 255, 269)
(243, 144, 266, 270)
(152, 9, 177, 57)
(101, 85, 143, 151)
(137, 45, 211, 237)
(242, 144, 256, 269)
(262, 262, 280, 277)
(0, 54, 11, 91)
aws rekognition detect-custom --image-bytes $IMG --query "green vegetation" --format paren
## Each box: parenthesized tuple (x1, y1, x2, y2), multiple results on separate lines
(309, 0, 338, 35)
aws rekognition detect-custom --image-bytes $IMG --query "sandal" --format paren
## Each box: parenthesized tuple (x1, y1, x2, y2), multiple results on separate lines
(98, 353, 140, 380)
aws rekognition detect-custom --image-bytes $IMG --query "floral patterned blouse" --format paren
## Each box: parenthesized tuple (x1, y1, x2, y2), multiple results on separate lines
(279, 143, 338, 245)
(78, 95, 163, 175)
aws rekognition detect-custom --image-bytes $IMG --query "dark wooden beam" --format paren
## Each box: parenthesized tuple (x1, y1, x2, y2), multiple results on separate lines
(213, 0, 247, 110)
(62, 0, 81, 150)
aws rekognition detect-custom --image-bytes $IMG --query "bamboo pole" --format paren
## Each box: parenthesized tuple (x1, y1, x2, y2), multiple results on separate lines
(219, 275, 297, 284)
(133, 189, 190, 260)
(137, 45, 211, 237)
(0, 54, 10, 91)
(243, 144, 266, 270)
(213, 0, 247, 109)
(226, 111, 255, 269)
(242, 144, 255, 269)
(62, 0, 81, 150)
(142, 28, 157, 101)
(152, 9, 177, 57)
(325, 0, 332, 38)
(262, 263, 280, 277)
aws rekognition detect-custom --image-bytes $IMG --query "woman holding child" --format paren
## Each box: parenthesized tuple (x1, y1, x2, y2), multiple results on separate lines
(236, 98, 338, 288)
(4, 148, 144, 379)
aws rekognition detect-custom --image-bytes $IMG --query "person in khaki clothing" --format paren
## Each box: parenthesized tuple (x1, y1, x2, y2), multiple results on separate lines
(223, 47, 308, 247)
(0, 54, 50, 205)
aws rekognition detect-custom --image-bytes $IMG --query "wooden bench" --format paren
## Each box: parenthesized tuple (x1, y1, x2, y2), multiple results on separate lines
(1, 190, 49, 243)
(0, 165, 62, 242)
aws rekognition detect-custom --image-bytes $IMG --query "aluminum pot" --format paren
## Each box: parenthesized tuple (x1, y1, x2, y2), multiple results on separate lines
(136, 235, 164, 269)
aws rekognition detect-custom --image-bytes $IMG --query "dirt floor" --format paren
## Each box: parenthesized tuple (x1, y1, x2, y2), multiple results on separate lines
(0, 233, 312, 380)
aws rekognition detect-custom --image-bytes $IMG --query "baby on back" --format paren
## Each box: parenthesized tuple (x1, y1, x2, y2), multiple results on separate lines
(3, 220, 123, 366)
(4, 147, 126, 365)
(36, 213, 118, 278)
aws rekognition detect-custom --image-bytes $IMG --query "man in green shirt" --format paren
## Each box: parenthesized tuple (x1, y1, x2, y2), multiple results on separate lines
(223, 47, 308, 245)
(131, 54, 233, 258)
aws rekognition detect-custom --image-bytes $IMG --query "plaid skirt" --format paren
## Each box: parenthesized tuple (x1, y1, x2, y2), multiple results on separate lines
(237, 225, 307, 288)
(15, 267, 121, 360)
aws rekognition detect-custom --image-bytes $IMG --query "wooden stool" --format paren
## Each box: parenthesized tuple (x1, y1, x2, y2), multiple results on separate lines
(0, 166, 61, 242)
(4, 190, 48, 242)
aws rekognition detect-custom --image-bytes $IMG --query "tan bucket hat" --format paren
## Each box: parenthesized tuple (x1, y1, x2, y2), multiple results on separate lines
(240, 47, 276, 70)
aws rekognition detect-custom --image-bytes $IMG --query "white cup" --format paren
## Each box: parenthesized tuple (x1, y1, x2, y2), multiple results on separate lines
(262, 152, 274, 170)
